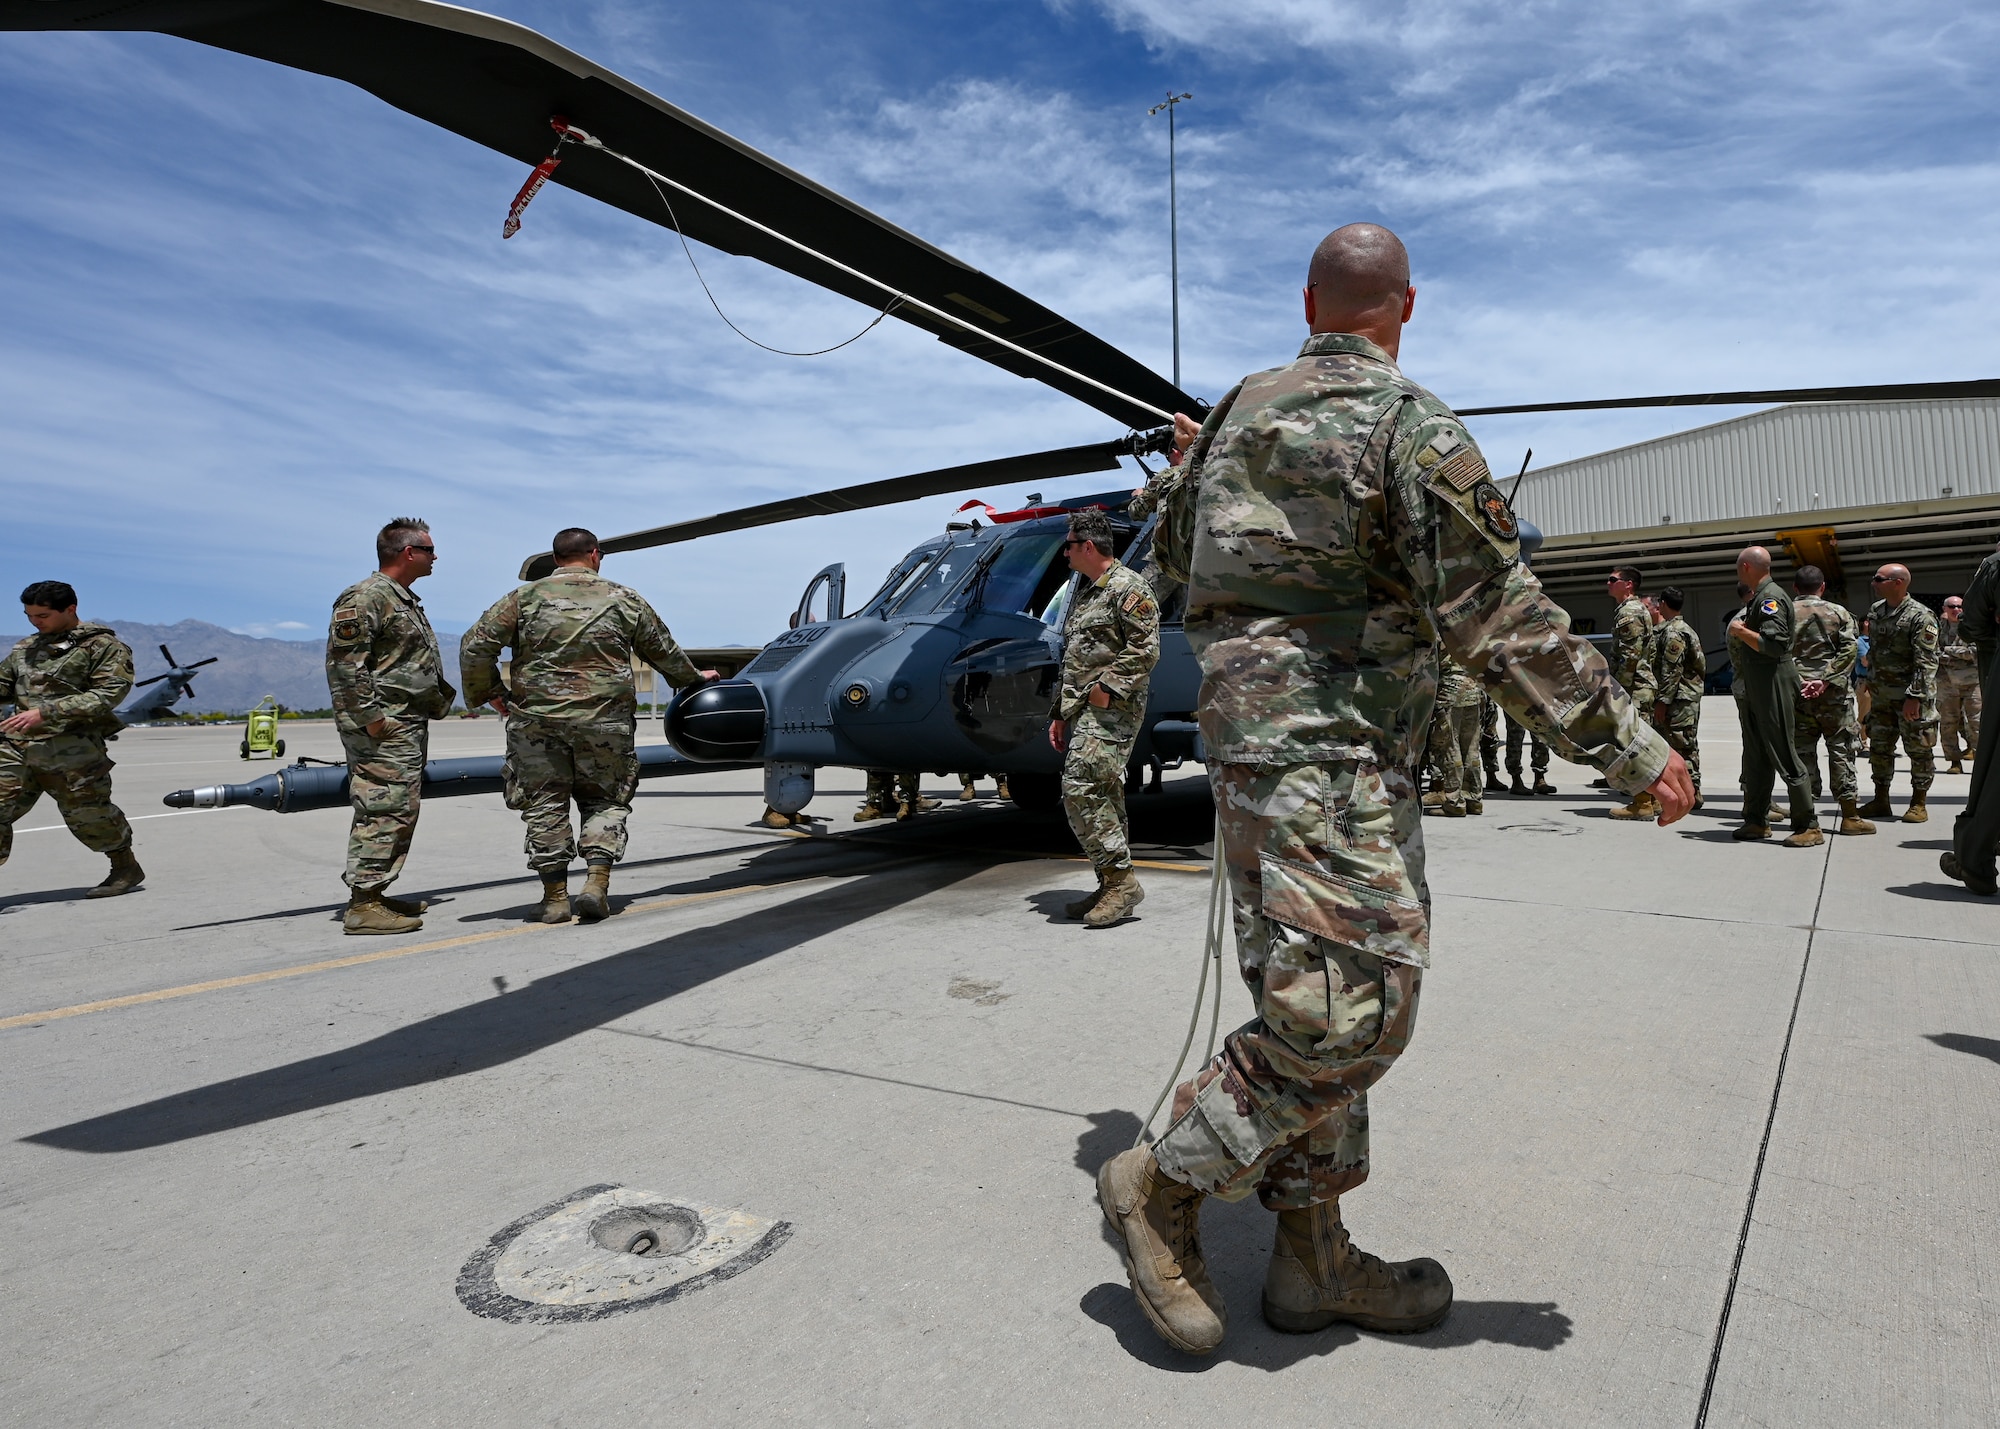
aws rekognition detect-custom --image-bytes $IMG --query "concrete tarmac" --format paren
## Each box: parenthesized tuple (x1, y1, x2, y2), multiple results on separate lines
(2, 699, 1994, 1426)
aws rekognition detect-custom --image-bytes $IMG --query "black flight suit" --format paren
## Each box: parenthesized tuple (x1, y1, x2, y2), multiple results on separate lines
(1952, 551, 2000, 880)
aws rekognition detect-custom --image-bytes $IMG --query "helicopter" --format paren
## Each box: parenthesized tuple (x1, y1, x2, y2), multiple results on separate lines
(118, 644, 220, 726)
(13, 0, 1991, 820)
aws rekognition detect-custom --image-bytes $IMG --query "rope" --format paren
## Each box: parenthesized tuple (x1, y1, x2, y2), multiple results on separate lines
(1135, 812, 1228, 1147)
(636, 167, 905, 357)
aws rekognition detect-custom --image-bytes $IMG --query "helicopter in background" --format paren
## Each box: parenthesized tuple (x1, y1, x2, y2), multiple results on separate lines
(118, 644, 219, 726)
(18, 0, 1989, 820)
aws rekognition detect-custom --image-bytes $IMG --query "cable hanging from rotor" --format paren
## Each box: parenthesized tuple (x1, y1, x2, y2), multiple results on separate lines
(501, 114, 905, 358)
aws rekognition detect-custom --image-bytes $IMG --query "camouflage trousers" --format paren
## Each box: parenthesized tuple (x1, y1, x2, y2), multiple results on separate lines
(1504, 711, 1549, 776)
(1429, 703, 1482, 804)
(504, 717, 638, 873)
(1794, 688, 1860, 802)
(1657, 698, 1702, 795)
(1478, 696, 1500, 781)
(1061, 706, 1139, 872)
(1940, 677, 1982, 763)
(341, 718, 427, 892)
(1866, 700, 1939, 796)
(864, 770, 920, 809)
(0, 733, 133, 865)
(1153, 759, 1425, 1210)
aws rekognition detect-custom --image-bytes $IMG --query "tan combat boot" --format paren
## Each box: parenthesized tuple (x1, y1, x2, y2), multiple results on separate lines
(761, 806, 794, 829)
(1096, 1147, 1227, 1354)
(1437, 800, 1466, 818)
(84, 847, 145, 899)
(1420, 791, 1447, 811)
(535, 873, 571, 924)
(1609, 789, 1659, 820)
(1859, 785, 1894, 818)
(1064, 870, 1106, 920)
(344, 889, 421, 935)
(1085, 866, 1146, 927)
(573, 860, 613, 922)
(853, 801, 886, 823)
(1783, 825, 1825, 848)
(1532, 775, 1557, 796)
(1731, 824, 1772, 841)
(1902, 794, 1929, 824)
(1948, 760, 1966, 775)
(995, 776, 1011, 801)
(960, 777, 978, 801)
(1465, 798, 1484, 816)
(1837, 797, 1877, 836)
(1261, 1200, 1453, 1335)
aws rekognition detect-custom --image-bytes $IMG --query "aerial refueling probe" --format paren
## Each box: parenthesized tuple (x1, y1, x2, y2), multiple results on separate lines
(163, 744, 753, 814)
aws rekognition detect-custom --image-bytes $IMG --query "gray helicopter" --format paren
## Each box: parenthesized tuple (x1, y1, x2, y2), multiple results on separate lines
(21, 0, 1980, 818)
(118, 644, 219, 725)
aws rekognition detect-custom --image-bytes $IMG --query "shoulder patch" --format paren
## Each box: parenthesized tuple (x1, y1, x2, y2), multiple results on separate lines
(1415, 428, 1463, 469)
(1471, 482, 1518, 541)
(1431, 446, 1490, 493)
(1759, 598, 1781, 616)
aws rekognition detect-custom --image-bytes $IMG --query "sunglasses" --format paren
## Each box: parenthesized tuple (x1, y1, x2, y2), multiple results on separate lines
(407, 544, 437, 555)
(1869, 575, 1895, 584)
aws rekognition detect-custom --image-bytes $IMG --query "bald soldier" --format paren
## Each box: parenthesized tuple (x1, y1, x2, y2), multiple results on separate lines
(1859, 562, 1939, 823)
(1097, 222, 1691, 1355)
(1729, 546, 1821, 845)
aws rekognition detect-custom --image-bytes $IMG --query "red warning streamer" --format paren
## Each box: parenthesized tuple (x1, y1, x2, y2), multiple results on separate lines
(502, 118, 576, 239)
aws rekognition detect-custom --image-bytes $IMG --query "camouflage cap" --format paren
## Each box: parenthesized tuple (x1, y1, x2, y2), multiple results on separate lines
(1067, 507, 1115, 550)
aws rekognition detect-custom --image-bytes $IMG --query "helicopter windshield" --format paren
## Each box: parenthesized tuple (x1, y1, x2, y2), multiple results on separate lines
(974, 531, 1068, 616)
(859, 547, 939, 616)
(890, 540, 983, 616)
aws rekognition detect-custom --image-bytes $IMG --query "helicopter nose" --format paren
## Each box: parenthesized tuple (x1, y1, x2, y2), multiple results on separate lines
(666, 680, 766, 761)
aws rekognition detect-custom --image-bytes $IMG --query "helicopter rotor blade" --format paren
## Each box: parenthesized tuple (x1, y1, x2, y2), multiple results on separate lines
(0, 0, 1198, 431)
(517, 433, 1166, 579)
(1459, 377, 2000, 417)
(187, 656, 220, 670)
(131, 673, 172, 689)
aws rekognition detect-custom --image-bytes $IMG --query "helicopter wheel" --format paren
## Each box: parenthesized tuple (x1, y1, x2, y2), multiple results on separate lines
(240, 740, 250, 760)
(275, 739, 286, 757)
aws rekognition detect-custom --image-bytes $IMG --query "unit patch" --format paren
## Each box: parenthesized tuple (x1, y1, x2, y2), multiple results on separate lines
(1472, 482, 1519, 541)
(334, 606, 361, 642)
(1759, 598, 1781, 616)
(1431, 446, 1491, 493)
(1121, 590, 1155, 617)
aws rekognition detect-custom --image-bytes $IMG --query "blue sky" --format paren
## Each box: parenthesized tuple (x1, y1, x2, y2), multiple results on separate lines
(3, 0, 1996, 642)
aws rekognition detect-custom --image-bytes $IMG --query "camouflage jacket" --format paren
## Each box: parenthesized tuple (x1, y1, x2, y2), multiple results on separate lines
(0, 623, 133, 743)
(1151, 332, 1667, 792)
(1436, 651, 1482, 709)
(461, 566, 702, 727)
(1053, 561, 1160, 725)
(1612, 597, 1657, 702)
(1652, 615, 1705, 704)
(1864, 595, 1938, 702)
(1791, 595, 1858, 688)
(326, 572, 455, 736)
(1939, 618, 1979, 683)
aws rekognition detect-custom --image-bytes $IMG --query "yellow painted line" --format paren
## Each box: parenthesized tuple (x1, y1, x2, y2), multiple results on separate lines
(0, 867, 896, 1033)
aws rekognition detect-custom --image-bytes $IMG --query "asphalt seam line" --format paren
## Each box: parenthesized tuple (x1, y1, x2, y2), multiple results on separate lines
(1692, 829, 1833, 1427)
(0, 861, 915, 1033)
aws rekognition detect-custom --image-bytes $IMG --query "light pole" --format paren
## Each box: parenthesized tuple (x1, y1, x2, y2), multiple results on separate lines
(1148, 90, 1192, 390)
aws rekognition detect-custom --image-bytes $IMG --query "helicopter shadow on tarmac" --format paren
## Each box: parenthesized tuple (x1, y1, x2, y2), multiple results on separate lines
(24, 857, 985, 1155)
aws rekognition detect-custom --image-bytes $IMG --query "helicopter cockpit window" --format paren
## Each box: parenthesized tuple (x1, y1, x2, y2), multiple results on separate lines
(859, 547, 938, 616)
(973, 531, 1068, 616)
(889, 540, 982, 616)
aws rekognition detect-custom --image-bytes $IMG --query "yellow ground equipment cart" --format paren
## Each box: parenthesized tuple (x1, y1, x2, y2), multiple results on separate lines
(240, 696, 287, 760)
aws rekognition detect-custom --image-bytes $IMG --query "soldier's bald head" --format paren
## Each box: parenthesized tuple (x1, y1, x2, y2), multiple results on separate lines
(1737, 546, 1773, 577)
(1306, 224, 1410, 328)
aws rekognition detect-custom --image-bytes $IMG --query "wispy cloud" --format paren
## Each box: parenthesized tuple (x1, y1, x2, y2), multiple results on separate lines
(1, 0, 1997, 643)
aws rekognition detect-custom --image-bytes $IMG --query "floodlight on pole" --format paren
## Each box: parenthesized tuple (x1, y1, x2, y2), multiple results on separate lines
(1147, 90, 1192, 390)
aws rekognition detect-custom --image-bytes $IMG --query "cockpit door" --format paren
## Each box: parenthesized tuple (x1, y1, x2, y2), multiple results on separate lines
(792, 563, 846, 627)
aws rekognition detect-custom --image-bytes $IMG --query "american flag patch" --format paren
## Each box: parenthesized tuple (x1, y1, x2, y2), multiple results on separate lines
(1432, 447, 1490, 493)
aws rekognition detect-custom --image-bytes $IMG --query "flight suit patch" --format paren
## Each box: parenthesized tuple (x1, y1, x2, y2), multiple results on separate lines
(334, 606, 361, 642)
(1472, 482, 1518, 540)
(1759, 598, 1781, 616)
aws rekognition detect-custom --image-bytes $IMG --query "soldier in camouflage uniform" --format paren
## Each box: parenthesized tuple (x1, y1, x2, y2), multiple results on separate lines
(0, 580, 143, 897)
(1787, 566, 1872, 835)
(1427, 652, 1484, 816)
(463, 528, 713, 924)
(1649, 587, 1706, 810)
(1607, 567, 1660, 820)
(1477, 693, 1505, 794)
(1504, 711, 1553, 795)
(854, 769, 934, 822)
(1049, 507, 1160, 927)
(1095, 224, 1688, 1356)
(1937, 595, 1980, 773)
(326, 520, 456, 934)
(1858, 563, 1939, 824)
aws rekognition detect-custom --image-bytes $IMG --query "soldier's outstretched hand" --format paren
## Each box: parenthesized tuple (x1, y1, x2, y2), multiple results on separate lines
(1649, 751, 1696, 826)
(1169, 412, 1201, 462)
